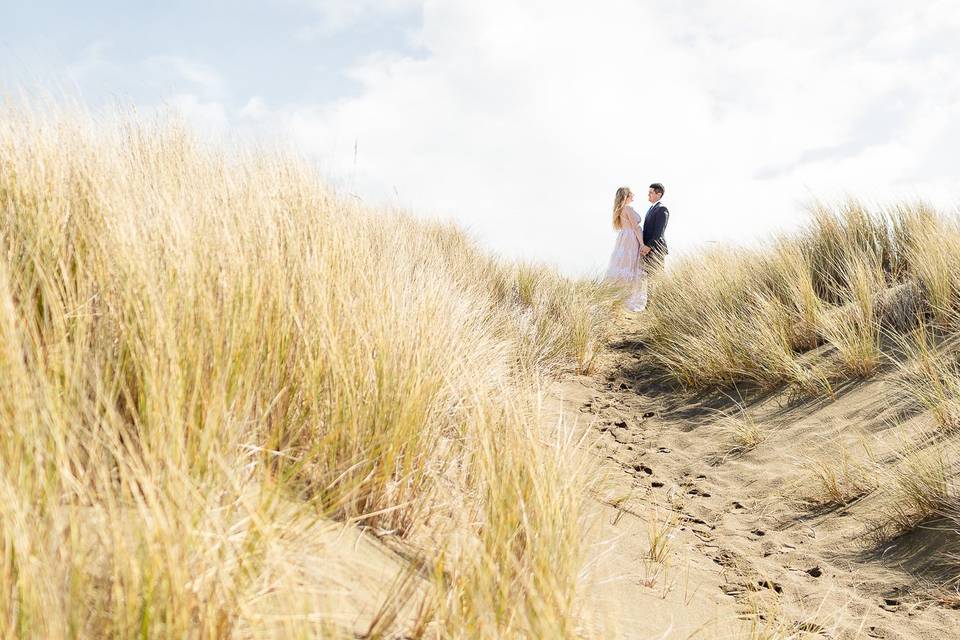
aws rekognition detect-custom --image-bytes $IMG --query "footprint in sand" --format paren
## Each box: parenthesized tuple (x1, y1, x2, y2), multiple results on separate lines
(880, 597, 900, 612)
(866, 626, 890, 638)
(757, 579, 783, 594)
(720, 582, 747, 597)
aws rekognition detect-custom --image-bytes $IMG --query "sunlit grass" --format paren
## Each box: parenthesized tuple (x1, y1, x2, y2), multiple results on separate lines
(643, 198, 960, 592)
(645, 200, 944, 391)
(0, 100, 617, 638)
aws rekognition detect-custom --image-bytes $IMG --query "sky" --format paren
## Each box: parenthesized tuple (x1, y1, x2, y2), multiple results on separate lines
(3, 1, 959, 276)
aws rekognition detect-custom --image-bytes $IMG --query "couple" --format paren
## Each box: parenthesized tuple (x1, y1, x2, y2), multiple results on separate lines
(605, 183, 669, 312)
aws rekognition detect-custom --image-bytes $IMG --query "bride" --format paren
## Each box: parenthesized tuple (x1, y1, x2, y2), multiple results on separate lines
(605, 186, 648, 312)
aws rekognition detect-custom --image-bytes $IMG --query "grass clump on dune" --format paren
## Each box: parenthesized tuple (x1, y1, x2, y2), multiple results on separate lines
(644, 198, 960, 592)
(0, 101, 617, 638)
(644, 201, 947, 392)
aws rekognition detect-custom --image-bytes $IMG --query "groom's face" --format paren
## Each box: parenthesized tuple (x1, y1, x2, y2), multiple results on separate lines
(647, 188, 660, 203)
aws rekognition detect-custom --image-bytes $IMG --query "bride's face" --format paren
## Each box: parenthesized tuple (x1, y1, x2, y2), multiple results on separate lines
(626, 192, 634, 204)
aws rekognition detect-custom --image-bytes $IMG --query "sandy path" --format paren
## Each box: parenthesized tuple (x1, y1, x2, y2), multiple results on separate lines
(560, 322, 960, 639)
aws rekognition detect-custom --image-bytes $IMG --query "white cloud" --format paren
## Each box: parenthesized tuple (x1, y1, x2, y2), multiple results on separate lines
(149, 1, 960, 276)
(167, 93, 228, 135)
(296, 0, 421, 38)
(144, 55, 224, 95)
(239, 95, 270, 120)
(65, 39, 114, 84)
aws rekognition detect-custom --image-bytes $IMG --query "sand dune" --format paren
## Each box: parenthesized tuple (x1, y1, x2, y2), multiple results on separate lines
(557, 318, 960, 639)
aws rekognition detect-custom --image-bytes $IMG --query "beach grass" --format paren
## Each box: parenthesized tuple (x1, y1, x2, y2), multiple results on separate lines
(0, 101, 618, 638)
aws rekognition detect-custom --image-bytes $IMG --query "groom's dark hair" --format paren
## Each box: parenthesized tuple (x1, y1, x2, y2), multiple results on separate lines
(649, 183, 665, 196)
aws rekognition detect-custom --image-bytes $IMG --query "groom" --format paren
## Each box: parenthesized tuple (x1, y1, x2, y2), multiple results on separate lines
(640, 182, 669, 270)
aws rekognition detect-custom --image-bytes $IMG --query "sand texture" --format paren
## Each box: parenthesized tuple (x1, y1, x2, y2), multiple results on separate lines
(559, 321, 960, 639)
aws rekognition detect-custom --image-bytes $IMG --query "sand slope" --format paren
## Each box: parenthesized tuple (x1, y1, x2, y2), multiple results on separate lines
(562, 320, 960, 639)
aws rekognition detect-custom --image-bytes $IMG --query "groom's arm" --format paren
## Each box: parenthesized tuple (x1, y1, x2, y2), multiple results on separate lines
(648, 207, 669, 251)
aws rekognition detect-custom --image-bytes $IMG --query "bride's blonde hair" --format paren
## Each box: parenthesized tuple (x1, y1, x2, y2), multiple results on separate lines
(612, 187, 632, 230)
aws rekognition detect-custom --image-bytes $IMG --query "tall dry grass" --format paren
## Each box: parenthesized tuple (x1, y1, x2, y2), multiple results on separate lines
(643, 196, 960, 597)
(0, 101, 618, 638)
(644, 200, 946, 391)
(894, 324, 960, 432)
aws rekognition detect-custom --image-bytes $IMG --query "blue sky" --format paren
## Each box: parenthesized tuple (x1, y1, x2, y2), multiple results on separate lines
(3, 1, 960, 276)
(3, 1, 424, 105)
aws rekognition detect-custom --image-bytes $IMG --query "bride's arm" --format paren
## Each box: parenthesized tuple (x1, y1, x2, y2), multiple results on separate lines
(624, 206, 645, 247)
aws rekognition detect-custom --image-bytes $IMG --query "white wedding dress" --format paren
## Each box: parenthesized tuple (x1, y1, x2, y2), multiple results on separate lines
(604, 205, 648, 311)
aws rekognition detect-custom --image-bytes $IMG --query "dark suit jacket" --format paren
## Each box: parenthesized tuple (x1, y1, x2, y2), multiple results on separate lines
(642, 202, 669, 256)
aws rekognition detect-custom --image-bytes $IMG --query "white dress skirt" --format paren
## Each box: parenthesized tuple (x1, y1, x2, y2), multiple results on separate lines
(604, 205, 648, 311)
